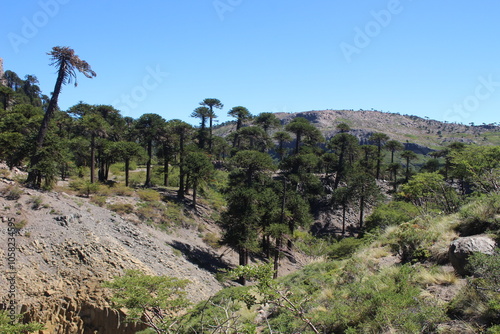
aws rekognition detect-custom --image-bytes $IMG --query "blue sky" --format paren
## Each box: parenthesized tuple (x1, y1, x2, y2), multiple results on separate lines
(2, 0, 500, 126)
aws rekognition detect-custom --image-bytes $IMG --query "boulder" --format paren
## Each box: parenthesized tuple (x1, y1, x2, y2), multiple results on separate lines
(449, 235, 496, 276)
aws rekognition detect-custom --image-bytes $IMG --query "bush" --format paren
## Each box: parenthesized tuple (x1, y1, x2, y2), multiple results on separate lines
(456, 194, 500, 236)
(90, 195, 107, 207)
(27, 195, 44, 209)
(389, 218, 439, 263)
(454, 252, 500, 329)
(365, 201, 420, 231)
(108, 203, 134, 214)
(1, 185, 23, 200)
(69, 179, 101, 197)
(328, 237, 366, 260)
(137, 189, 161, 202)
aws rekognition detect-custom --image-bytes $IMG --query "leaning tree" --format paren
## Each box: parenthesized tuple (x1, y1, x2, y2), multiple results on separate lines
(27, 46, 96, 187)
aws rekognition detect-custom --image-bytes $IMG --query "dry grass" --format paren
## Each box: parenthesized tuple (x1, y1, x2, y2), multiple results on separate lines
(415, 266, 458, 286)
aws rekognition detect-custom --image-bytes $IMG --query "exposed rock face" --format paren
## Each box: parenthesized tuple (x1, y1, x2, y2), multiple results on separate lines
(0, 186, 228, 333)
(448, 235, 496, 276)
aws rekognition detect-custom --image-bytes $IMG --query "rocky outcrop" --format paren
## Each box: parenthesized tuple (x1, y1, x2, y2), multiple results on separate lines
(0, 186, 229, 333)
(448, 235, 497, 276)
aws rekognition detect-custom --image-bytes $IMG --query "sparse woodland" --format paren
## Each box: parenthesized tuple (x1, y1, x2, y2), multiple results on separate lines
(1, 47, 500, 333)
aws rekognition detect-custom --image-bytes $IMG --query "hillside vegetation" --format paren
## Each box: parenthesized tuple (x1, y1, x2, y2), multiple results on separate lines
(1, 47, 500, 333)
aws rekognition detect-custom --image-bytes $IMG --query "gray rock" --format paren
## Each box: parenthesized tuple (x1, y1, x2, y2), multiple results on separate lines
(449, 235, 496, 276)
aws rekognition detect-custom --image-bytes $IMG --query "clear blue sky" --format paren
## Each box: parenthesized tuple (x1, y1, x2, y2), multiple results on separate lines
(2, 0, 500, 126)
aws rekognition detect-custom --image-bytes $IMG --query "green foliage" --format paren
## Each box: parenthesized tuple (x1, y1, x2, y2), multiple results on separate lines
(110, 161, 138, 174)
(68, 179, 100, 197)
(451, 145, 500, 193)
(107, 202, 134, 214)
(328, 237, 366, 260)
(455, 194, 500, 236)
(399, 172, 461, 214)
(90, 195, 107, 207)
(181, 286, 254, 334)
(449, 252, 500, 328)
(365, 200, 420, 231)
(389, 218, 439, 263)
(137, 189, 161, 202)
(0, 311, 45, 334)
(104, 270, 190, 333)
(27, 195, 44, 209)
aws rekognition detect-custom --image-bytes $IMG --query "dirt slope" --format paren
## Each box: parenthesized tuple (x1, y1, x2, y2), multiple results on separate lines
(0, 177, 234, 333)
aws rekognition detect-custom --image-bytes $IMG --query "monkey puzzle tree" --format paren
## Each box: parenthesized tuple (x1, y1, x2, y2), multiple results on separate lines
(328, 130, 359, 189)
(27, 46, 96, 187)
(220, 150, 276, 284)
(135, 113, 165, 187)
(285, 117, 323, 155)
(254, 112, 281, 135)
(110, 141, 145, 187)
(191, 106, 210, 150)
(369, 132, 389, 180)
(401, 150, 418, 183)
(228, 106, 252, 149)
(273, 130, 292, 161)
(184, 151, 214, 209)
(200, 98, 223, 153)
(170, 120, 194, 200)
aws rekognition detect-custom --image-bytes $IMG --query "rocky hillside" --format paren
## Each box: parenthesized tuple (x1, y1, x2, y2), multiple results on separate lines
(218, 109, 500, 152)
(0, 177, 230, 333)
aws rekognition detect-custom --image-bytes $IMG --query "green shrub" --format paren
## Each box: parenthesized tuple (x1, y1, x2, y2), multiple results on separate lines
(328, 237, 366, 260)
(108, 203, 134, 214)
(456, 194, 500, 236)
(69, 179, 101, 197)
(449, 251, 500, 328)
(202, 232, 220, 248)
(110, 161, 137, 174)
(90, 195, 107, 207)
(111, 185, 134, 196)
(27, 195, 44, 209)
(137, 189, 161, 202)
(365, 201, 420, 231)
(2, 185, 23, 200)
(389, 218, 439, 263)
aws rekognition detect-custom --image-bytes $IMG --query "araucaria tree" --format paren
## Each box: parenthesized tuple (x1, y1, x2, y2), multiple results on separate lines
(200, 98, 223, 153)
(27, 46, 96, 187)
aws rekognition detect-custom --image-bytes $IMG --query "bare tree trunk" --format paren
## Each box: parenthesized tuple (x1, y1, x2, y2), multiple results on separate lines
(125, 158, 130, 187)
(26, 61, 67, 186)
(90, 135, 96, 183)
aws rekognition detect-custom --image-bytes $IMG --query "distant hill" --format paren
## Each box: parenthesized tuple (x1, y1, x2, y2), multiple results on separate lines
(217, 109, 500, 154)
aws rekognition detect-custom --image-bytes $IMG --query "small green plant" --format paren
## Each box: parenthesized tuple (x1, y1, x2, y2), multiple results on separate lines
(0, 311, 45, 333)
(103, 270, 190, 333)
(389, 218, 438, 263)
(107, 203, 134, 214)
(456, 194, 500, 236)
(202, 232, 221, 248)
(111, 185, 134, 196)
(2, 185, 23, 200)
(69, 179, 101, 197)
(90, 195, 107, 207)
(137, 189, 161, 202)
(27, 195, 44, 210)
(365, 201, 420, 231)
(13, 219, 27, 229)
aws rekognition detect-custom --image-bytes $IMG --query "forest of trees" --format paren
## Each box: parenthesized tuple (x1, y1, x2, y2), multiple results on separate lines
(3, 47, 500, 334)
(1, 47, 500, 283)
